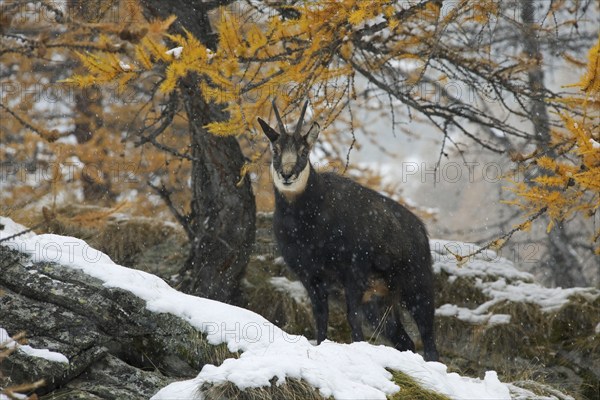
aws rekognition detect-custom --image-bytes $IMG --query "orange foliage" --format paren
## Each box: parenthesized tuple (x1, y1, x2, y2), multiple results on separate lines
(508, 37, 600, 253)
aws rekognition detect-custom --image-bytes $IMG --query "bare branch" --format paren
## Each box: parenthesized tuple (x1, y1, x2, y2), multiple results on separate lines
(147, 180, 194, 239)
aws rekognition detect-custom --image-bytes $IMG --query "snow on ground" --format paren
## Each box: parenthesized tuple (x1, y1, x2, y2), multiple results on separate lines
(1, 217, 575, 400)
(431, 239, 535, 282)
(431, 239, 599, 325)
(0, 327, 69, 364)
(269, 276, 309, 305)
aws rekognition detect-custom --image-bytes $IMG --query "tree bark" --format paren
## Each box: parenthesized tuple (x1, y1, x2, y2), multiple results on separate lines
(139, 0, 256, 303)
(520, 0, 586, 287)
(178, 77, 256, 303)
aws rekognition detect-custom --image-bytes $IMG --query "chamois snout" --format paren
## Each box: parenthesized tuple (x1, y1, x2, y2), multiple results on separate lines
(280, 171, 293, 183)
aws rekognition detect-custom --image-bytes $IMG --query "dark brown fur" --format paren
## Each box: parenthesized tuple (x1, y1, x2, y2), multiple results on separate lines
(259, 105, 439, 361)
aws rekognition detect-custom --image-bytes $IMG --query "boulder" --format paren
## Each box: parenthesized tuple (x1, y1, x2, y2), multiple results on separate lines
(0, 245, 229, 399)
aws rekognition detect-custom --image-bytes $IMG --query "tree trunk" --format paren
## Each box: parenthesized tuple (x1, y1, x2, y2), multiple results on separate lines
(69, 0, 116, 204)
(179, 78, 256, 303)
(520, 0, 585, 287)
(139, 0, 256, 303)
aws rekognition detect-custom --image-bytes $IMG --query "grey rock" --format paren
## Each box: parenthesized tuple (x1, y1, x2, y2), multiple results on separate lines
(0, 245, 218, 398)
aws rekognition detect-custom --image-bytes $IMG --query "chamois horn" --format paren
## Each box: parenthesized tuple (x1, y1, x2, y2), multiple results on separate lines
(294, 100, 310, 137)
(271, 99, 288, 135)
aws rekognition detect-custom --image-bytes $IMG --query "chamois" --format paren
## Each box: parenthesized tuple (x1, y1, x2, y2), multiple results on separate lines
(258, 101, 439, 361)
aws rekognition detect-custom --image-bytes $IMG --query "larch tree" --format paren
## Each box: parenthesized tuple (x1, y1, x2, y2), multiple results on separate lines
(1, 0, 256, 303)
(509, 37, 600, 258)
(1, 0, 598, 301)
(516, 0, 596, 286)
(0, 1, 185, 211)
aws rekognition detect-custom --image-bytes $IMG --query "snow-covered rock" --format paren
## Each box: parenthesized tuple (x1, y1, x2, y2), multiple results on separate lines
(0, 217, 516, 400)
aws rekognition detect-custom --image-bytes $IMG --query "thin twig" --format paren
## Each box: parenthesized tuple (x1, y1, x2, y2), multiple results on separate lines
(0, 103, 50, 139)
(0, 222, 45, 244)
(147, 180, 194, 239)
(449, 207, 548, 263)
(343, 74, 356, 174)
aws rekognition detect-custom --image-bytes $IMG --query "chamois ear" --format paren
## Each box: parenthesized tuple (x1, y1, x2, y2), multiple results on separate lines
(303, 122, 320, 147)
(258, 118, 280, 143)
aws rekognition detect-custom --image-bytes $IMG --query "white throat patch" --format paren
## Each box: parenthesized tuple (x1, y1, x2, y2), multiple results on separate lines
(271, 162, 310, 202)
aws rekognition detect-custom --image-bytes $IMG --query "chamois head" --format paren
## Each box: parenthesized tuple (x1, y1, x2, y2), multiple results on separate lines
(258, 100, 320, 197)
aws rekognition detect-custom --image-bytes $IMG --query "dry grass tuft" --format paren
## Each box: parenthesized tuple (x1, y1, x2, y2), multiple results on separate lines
(435, 272, 489, 308)
(5, 204, 187, 277)
(199, 369, 455, 400)
(201, 378, 325, 400)
(388, 370, 451, 400)
(242, 255, 316, 339)
(549, 294, 598, 342)
(487, 300, 548, 354)
(201, 370, 456, 400)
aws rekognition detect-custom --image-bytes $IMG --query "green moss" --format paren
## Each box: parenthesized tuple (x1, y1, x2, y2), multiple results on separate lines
(173, 330, 239, 370)
(388, 370, 451, 400)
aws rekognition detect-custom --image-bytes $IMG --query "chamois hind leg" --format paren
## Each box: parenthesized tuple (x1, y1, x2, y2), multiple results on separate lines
(403, 275, 439, 361)
(385, 306, 416, 353)
(364, 283, 414, 351)
(305, 277, 330, 344)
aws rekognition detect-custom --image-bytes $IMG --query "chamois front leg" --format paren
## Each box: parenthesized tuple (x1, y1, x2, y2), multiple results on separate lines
(305, 277, 329, 344)
(344, 278, 365, 342)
